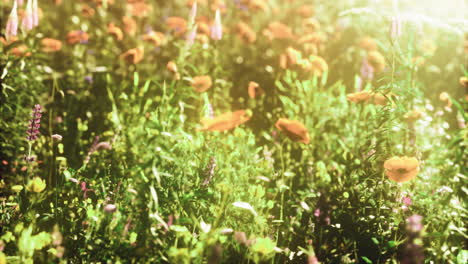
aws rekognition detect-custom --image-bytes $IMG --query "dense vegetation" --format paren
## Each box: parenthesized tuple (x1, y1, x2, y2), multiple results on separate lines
(0, 0, 467, 263)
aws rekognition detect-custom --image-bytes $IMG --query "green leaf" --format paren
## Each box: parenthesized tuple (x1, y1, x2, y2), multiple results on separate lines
(361, 256, 373, 264)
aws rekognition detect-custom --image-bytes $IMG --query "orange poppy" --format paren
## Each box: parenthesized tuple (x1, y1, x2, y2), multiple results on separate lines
(304, 56, 328, 76)
(198, 110, 251, 131)
(359, 37, 378, 51)
(11, 45, 32, 57)
(66, 30, 89, 45)
(128, 2, 152, 17)
(263, 22, 293, 41)
(367, 51, 386, 73)
(384, 157, 420, 183)
(279, 47, 300, 69)
(120, 47, 144, 64)
(275, 118, 310, 144)
(123, 16, 137, 35)
(167, 61, 180, 80)
(248, 81, 264, 98)
(41, 38, 62, 53)
(142, 31, 166, 46)
(108, 23, 123, 41)
(191, 75, 212, 92)
(346, 91, 388, 105)
(166, 17, 187, 36)
(236, 22, 256, 43)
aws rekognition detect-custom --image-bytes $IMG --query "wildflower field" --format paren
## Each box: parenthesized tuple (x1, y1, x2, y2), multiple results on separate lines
(1, 0, 467, 263)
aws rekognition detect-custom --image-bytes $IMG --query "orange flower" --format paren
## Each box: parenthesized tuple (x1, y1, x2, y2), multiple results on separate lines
(359, 37, 378, 51)
(11, 45, 31, 57)
(279, 47, 300, 69)
(263, 22, 293, 41)
(191, 76, 212, 92)
(346, 91, 388, 105)
(128, 2, 152, 17)
(123, 16, 137, 35)
(459, 76, 468, 88)
(142, 31, 166, 46)
(236, 22, 256, 43)
(120, 47, 144, 64)
(248, 81, 264, 98)
(275, 118, 310, 144)
(384, 157, 420, 183)
(108, 23, 123, 41)
(66, 30, 89, 45)
(167, 61, 180, 80)
(167, 61, 178, 73)
(412, 56, 425, 67)
(166, 17, 187, 36)
(302, 56, 328, 76)
(41, 38, 62, 53)
(199, 110, 251, 131)
(367, 51, 386, 73)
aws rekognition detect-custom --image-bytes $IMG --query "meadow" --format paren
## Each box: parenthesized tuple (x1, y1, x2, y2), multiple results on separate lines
(0, 0, 467, 263)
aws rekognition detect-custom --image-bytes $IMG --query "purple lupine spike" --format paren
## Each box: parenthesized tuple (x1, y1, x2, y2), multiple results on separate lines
(5, 0, 19, 40)
(210, 9, 222, 41)
(26, 104, 42, 141)
(22, 0, 34, 31)
(360, 58, 374, 81)
(186, 24, 197, 47)
(32, 0, 39, 27)
(390, 15, 402, 41)
(189, 1, 197, 24)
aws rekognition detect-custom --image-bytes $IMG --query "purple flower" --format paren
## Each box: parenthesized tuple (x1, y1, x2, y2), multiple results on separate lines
(360, 58, 374, 81)
(22, 0, 34, 31)
(32, 0, 39, 27)
(390, 15, 402, 41)
(84, 75, 93, 84)
(5, 0, 19, 40)
(314, 208, 321, 218)
(189, 1, 197, 24)
(406, 214, 423, 234)
(186, 24, 198, 47)
(26, 104, 42, 141)
(210, 9, 222, 41)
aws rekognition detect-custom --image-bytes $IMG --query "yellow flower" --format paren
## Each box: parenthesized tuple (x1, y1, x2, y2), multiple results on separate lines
(384, 157, 420, 183)
(11, 185, 23, 193)
(26, 177, 46, 193)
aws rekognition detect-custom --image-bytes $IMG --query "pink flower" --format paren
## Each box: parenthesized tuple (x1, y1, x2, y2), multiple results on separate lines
(186, 24, 197, 47)
(314, 208, 321, 217)
(210, 9, 222, 41)
(5, 0, 19, 40)
(104, 204, 117, 213)
(52, 134, 63, 141)
(189, 1, 197, 24)
(32, 0, 39, 27)
(22, 0, 34, 31)
(406, 214, 423, 234)
(390, 16, 402, 41)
